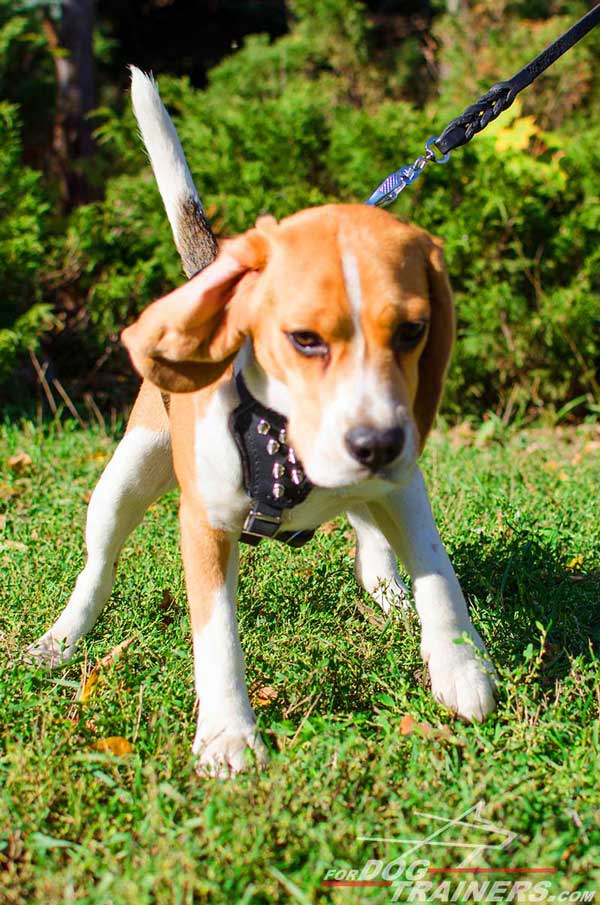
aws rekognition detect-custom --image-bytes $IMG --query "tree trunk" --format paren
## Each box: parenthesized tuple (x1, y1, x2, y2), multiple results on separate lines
(44, 0, 96, 209)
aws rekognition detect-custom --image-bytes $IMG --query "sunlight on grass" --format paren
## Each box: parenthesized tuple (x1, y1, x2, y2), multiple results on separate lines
(1, 419, 599, 902)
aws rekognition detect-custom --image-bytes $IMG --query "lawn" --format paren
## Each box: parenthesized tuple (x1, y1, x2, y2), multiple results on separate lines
(1, 416, 599, 903)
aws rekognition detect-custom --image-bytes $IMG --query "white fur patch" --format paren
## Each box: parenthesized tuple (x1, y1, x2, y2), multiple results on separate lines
(301, 370, 416, 489)
(194, 381, 247, 531)
(341, 249, 363, 327)
(28, 427, 174, 665)
(130, 66, 201, 247)
(192, 546, 267, 775)
(347, 503, 409, 613)
(379, 469, 497, 721)
(191, 545, 248, 717)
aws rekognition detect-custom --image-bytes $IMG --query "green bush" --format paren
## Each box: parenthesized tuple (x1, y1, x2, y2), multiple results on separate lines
(0, 102, 56, 383)
(0, 0, 54, 148)
(0, 0, 598, 419)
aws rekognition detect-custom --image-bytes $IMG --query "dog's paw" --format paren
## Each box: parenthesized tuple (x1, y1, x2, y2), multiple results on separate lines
(193, 719, 269, 778)
(25, 633, 76, 669)
(422, 632, 497, 723)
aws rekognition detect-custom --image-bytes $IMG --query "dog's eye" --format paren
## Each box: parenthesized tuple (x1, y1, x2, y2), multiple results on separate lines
(287, 331, 329, 358)
(393, 320, 428, 352)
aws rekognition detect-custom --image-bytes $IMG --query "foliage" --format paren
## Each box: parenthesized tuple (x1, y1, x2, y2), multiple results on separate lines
(61, 174, 183, 353)
(1, 419, 599, 900)
(0, 0, 55, 150)
(0, 103, 56, 383)
(0, 0, 598, 418)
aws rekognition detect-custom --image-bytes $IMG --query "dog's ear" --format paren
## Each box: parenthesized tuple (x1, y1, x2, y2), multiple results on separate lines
(413, 234, 455, 449)
(122, 228, 269, 393)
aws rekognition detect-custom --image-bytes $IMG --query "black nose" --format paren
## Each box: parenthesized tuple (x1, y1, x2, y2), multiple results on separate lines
(345, 425, 405, 471)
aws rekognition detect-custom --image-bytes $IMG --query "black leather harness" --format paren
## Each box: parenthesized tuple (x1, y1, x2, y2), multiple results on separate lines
(230, 373, 316, 547)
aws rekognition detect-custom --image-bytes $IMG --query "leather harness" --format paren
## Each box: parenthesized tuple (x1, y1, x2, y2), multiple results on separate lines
(230, 373, 316, 547)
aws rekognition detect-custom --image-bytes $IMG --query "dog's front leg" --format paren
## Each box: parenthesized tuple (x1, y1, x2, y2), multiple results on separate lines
(369, 468, 497, 722)
(347, 504, 409, 613)
(179, 498, 268, 776)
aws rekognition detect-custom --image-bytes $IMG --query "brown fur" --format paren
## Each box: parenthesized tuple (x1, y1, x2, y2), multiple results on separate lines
(122, 204, 454, 633)
(123, 204, 454, 451)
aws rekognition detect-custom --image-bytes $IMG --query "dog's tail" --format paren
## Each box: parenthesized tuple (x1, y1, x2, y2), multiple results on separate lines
(130, 66, 218, 278)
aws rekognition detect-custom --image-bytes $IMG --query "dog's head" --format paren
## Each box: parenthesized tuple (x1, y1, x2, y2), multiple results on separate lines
(122, 204, 454, 488)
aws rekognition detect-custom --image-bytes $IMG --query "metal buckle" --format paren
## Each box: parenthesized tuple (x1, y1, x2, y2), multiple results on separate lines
(242, 509, 282, 539)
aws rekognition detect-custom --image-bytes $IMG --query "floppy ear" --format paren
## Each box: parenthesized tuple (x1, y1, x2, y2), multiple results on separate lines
(413, 235, 455, 450)
(122, 229, 269, 393)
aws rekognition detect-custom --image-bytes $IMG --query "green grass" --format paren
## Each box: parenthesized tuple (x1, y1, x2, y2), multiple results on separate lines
(1, 417, 599, 903)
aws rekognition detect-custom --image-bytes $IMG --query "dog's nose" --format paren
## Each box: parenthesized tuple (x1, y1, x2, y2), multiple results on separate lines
(345, 425, 405, 471)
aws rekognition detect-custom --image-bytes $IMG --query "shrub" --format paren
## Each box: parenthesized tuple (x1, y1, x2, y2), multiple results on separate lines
(0, 103, 56, 384)
(1, 0, 598, 420)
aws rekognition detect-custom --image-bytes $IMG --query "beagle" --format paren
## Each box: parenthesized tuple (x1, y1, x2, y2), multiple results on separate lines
(28, 69, 496, 776)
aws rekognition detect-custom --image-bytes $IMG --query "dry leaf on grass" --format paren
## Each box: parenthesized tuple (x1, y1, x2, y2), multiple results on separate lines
(400, 714, 416, 735)
(78, 636, 135, 703)
(7, 452, 33, 473)
(1, 540, 27, 552)
(92, 736, 134, 755)
(543, 460, 560, 473)
(250, 683, 279, 708)
(400, 713, 463, 745)
(158, 589, 177, 627)
(354, 597, 386, 630)
(0, 831, 25, 869)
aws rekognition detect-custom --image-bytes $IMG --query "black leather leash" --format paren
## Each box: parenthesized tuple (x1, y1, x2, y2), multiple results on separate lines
(366, 3, 600, 207)
(224, 6, 600, 546)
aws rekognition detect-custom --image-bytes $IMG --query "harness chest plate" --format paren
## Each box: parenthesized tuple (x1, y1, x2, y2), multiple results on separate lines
(230, 373, 315, 547)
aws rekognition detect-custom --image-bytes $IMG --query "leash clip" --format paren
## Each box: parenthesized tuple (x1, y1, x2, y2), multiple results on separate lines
(365, 137, 450, 207)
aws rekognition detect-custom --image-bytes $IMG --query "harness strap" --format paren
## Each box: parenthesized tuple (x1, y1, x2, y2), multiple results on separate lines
(230, 373, 315, 547)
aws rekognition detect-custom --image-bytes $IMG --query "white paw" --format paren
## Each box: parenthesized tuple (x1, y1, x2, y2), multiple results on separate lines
(422, 631, 497, 723)
(193, 717, 269, 778)
(25, 632, 77, 669)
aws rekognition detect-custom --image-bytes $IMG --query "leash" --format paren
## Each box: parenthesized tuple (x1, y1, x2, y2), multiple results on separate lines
(231, 5, 600, 545)
(366, 3, 600, 207)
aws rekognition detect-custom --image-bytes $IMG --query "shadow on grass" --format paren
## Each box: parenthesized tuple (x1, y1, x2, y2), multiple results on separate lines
(241, 526, 600, 720)
(453, 530, 600, 679)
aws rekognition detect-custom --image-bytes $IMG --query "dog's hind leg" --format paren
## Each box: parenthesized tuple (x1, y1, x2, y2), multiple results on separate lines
(347, 504, 409, 614)
(28, 382, 176, 667)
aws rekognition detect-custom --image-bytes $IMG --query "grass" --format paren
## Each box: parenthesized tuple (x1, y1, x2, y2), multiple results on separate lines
(1, 416, 599, 903)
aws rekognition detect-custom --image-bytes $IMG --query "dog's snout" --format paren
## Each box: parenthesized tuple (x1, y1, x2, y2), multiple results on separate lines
(344, 425, 405, 471)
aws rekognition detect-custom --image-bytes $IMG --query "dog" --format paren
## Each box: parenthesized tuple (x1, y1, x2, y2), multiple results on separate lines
(28, 68, 496, 776)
